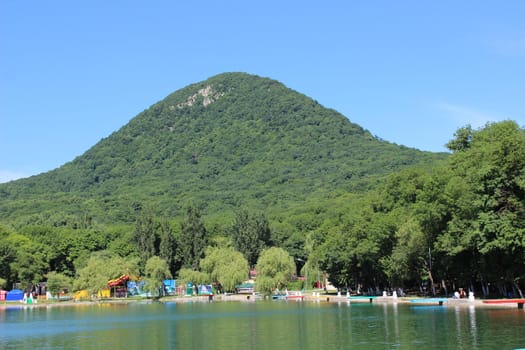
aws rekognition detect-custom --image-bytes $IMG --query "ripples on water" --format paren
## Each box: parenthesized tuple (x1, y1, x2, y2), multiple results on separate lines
(1, 301, 524, 350)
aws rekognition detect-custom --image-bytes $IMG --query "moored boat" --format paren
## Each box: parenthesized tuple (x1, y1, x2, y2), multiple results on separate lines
(285, 291, 304, 301)
(272, 290, 304, 301)
(409, 298, 449, 306)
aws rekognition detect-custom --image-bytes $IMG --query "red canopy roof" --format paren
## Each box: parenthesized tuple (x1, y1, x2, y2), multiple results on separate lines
(107, 275, 130, 287)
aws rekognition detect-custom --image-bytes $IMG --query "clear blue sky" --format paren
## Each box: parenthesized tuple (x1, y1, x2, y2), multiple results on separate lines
(1, 1, 524, 183)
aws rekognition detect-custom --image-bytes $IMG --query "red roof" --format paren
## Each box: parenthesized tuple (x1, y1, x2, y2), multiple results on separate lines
(107, 275, 130, 287)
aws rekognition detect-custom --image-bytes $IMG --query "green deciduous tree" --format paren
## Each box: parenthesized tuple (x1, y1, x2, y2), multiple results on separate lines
(255, 247, 296, 292)
(440, 121, 525, 296)
(0, 226, 17, 288)
(381, 218, 427, 288)
(10, 241, 49, 289)
(200, 246, 249, 292)
(45, 271, 73, 296)
(178, 267, 208, 290)
(143, 256, 172, 296)
(74, 251, 139, 296)
(315, 206, 394, 292)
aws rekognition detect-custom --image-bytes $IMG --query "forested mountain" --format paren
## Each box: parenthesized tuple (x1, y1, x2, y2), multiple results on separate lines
(0, 72, 446, 225)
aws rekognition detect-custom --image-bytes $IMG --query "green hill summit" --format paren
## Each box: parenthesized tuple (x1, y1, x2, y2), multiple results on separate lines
(0, 72, 446, 224)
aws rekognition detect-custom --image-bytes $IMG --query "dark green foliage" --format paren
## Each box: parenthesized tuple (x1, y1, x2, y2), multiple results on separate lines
(315, 121, 524, 296)
(158, 218, 177, 276)
(134, 209, 159, 267)
(0, 226, 17, 286)
(437, 121, 525, 295)
(179, 206, 208, 270)
(10, 241, 49, 288)
(230, 209, 271, 267)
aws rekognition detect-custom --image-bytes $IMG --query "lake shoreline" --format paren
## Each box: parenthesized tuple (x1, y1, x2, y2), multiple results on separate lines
(2, 294, 523, 310)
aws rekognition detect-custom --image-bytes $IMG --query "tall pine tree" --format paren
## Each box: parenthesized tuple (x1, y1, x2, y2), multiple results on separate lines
(179, 206, 208, 270)
(159, 218, 177, 276)
(231, 209, 272, 268)
(134, 208, 158, 267)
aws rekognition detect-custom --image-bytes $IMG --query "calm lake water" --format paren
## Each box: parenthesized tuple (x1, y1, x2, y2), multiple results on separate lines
(1, 300, 524, 349)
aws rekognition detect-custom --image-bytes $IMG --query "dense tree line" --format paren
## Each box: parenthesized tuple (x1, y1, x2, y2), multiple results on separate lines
(314, 121, 525, 297)
(0, 206, 294, 295)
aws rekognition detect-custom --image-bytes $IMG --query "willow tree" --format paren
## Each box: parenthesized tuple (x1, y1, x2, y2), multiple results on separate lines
(255, 247, 296, 293)
(143, 256, 172, 297)
(199, 246, 249, 293)
(74, 252, 139, 297)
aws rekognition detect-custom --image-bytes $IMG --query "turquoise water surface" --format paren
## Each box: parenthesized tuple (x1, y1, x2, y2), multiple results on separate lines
(1, 300, 524, 349)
